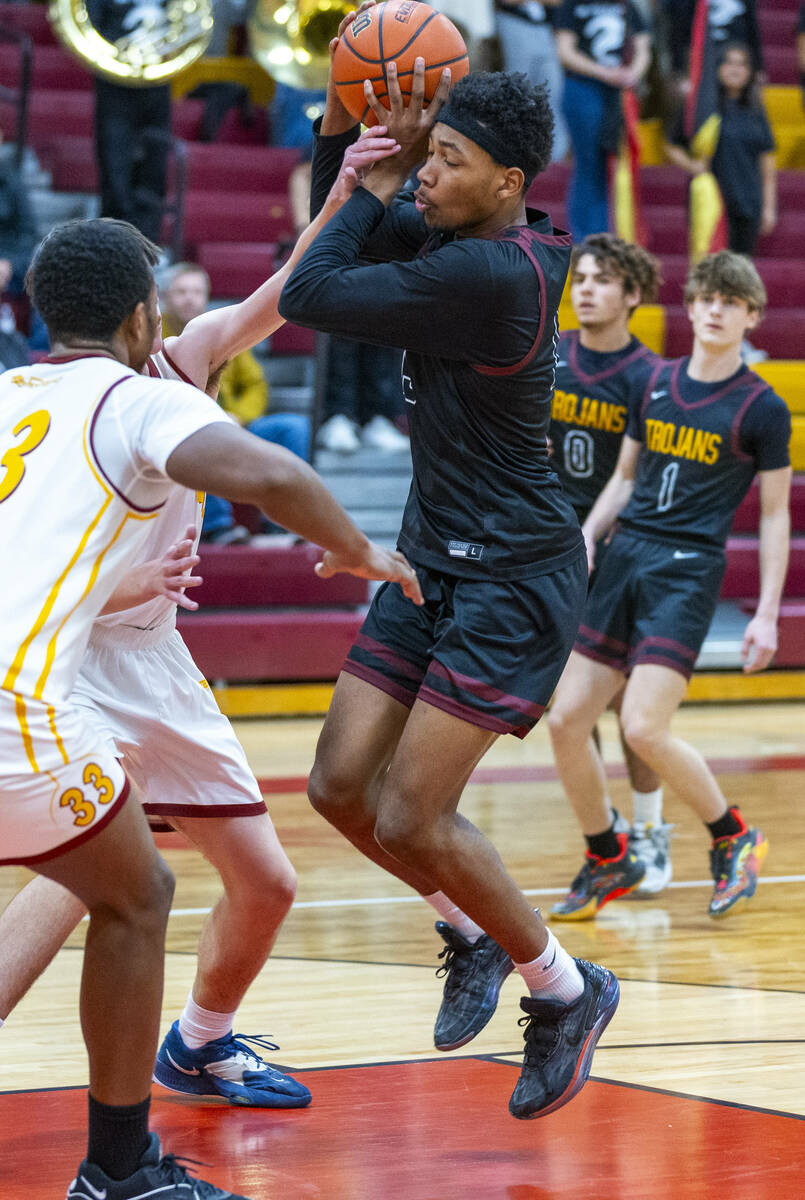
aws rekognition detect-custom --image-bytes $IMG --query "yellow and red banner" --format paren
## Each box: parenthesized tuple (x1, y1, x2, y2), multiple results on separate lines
(612, 88, 648, 246)
(685, 0, 727, 259)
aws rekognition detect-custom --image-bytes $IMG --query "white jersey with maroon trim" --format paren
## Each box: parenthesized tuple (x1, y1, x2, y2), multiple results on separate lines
(91, 342, 231, 641)
(0, 352, 227, 774)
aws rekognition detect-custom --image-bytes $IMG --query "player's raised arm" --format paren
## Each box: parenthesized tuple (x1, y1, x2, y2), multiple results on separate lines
(741, 465, 792, 673)
(166, 125, 401, 382)
(165, 422, 423, 604)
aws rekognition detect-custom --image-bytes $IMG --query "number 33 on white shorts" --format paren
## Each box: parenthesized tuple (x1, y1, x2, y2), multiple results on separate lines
(0, 751, 129, 867)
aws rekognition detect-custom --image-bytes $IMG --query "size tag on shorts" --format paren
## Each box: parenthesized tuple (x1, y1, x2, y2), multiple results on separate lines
(447, 540, 484, 560)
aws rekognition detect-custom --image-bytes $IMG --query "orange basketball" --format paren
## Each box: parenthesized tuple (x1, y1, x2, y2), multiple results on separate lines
(332, 2, 469, 127)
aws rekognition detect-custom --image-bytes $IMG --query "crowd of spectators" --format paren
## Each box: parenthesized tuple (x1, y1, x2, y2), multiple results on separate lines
(1, 1, 804, 399)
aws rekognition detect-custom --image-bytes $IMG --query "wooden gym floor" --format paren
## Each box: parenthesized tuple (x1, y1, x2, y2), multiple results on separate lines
(1, 701, 804, 1198)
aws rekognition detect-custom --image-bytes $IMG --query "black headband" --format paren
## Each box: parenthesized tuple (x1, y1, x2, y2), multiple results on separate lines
(436, 103, 514, 171)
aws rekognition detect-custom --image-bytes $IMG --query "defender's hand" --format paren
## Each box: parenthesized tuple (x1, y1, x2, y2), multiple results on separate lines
(315, 543, 424, 605)
(144, 525, 203, 611)
(324, 125, 401, 210)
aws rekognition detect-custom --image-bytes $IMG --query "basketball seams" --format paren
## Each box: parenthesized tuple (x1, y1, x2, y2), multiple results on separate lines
(382, 8, 441, 61)
(333, 54, 471, 88)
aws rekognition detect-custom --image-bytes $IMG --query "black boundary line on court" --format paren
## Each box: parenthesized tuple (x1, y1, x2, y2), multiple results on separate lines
(4, 1057, 805, 1124)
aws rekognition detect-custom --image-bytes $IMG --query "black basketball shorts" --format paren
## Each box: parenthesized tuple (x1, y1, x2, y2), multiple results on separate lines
(574, 529, 726, 681)
(342, 550, 588, 738)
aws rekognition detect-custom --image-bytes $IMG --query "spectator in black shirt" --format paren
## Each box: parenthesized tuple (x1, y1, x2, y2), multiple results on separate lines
(280, 6, 619, 1123)
(661, 0, 763, 77)
(554, 1, 652, 241)
(667, 42, 777, 256)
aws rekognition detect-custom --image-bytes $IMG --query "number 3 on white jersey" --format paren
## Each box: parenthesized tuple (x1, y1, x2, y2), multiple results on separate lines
(0, 410, 51, 504)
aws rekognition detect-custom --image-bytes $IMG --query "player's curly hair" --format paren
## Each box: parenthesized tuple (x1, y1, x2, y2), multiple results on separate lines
(684, 251, 767, 316)
(571, 234, 662, 312)
(444, 71, 554, 187)
(26, 219, 161, 343)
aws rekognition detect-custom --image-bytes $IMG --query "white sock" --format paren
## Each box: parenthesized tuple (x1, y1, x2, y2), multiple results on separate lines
(632, 787, 664, 827)
(423, 892, 484, 943)
(515, 929, 584, 1004)
(0, 1017, 4, 1029)
(179, 991, 237, 1049)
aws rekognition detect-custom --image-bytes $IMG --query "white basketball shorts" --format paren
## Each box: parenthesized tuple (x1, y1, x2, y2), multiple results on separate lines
(71, 626, 265, 824)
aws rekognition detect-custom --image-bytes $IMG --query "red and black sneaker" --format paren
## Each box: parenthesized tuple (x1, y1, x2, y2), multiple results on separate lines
(709, 813, 768, 918)
(550, 834, 645, 921)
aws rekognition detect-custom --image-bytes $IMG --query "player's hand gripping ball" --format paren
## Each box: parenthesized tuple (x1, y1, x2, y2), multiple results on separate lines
(332, 1, 469, 126)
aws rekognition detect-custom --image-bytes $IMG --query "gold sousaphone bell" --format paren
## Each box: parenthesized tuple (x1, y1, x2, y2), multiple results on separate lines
(248, 0, 354, 91)
(49, 0, 215, 85)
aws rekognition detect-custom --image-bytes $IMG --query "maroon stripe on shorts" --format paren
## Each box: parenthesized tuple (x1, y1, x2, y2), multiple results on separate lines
(628, 651, 694, 681)
(142, 800, 267, 818)
(578, 623, 630, 654)
(341, 659, 416, 708)
(573, 641, 628, 673)
(352, 633, 425, 683)
(427, 661, 545, 721)
(634, 635, 697, 663)
(417, 686, 532, 739)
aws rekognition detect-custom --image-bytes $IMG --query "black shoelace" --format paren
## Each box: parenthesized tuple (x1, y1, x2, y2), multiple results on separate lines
(436, 942, 476, 990)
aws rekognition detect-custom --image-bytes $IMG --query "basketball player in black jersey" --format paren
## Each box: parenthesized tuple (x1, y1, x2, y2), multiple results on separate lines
(548, 251, 791, 919)
(279, 10, 618, 1120)
(551, 234, 674, 906)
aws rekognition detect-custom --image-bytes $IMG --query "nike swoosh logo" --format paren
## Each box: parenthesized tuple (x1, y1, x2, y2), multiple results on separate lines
(541, 947, 557, 971)
(166, 1048, 202, 1076)
(651, 390, 667, 399)
(75, 1177, 107, 1200)
(673, 551, 699, 559)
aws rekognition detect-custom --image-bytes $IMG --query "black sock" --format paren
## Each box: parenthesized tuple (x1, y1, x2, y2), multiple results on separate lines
(707, 806, 743, 842)
(585, 814, 622, 861)
(87, 1093, 151, 1181)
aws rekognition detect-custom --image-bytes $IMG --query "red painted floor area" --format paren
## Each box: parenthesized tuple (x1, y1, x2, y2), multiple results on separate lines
(2, 1058, 804, 1199)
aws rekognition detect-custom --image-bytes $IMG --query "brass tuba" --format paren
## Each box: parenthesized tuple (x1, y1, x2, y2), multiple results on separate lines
(248, 0, 353, 91)
(49, 0, 214, 86)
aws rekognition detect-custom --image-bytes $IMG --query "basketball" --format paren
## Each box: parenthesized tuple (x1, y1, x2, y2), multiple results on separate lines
(332, 2, 469, 127)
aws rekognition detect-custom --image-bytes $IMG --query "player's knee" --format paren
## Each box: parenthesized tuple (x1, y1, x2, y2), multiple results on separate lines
(96, 855, 174, 929)
(620, 711, 662, 759)
(308, 760, 365, 830)
(373, 795, 426, 863)
(547, 701, 583, 746)
(258, 858, 297, 916)
(147, 856, 176, 919)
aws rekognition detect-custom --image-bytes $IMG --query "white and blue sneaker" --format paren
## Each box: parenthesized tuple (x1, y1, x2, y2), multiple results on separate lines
(67, 1132, 251, 1198)
(154, 1021, 312, 1108)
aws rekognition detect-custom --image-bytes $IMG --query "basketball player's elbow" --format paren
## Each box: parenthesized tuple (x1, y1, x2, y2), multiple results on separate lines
(277, 277, 308, 324)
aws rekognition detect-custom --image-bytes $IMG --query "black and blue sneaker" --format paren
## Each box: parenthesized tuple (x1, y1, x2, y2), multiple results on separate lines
(509, 958, 620, 1119)
(66, 1131, 251, 1198)
(433, 922, 515, 1051)
(153, 1022, 311, 1108)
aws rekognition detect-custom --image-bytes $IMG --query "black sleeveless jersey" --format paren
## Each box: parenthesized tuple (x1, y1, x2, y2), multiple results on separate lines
(551, 331, 659, 520)
(283, 125, 584, 580)
(622, 357, 791, 549)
